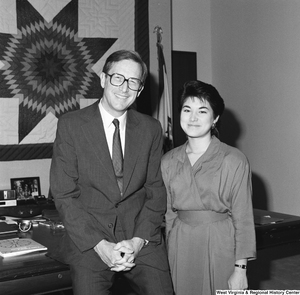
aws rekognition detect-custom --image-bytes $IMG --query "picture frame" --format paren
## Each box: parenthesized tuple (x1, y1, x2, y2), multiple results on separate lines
(10, 177, 41, 201)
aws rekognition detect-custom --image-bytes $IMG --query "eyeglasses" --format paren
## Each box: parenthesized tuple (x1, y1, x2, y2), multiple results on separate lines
(105, 73, 143, 91)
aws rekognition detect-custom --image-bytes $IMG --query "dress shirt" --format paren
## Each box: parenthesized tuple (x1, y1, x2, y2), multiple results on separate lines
(99, 99, 126, 157)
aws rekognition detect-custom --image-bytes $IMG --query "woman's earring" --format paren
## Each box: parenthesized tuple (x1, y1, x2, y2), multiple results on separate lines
(211, 123, 216, 129)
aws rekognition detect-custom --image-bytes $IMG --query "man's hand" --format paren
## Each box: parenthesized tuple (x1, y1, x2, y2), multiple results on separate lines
(114, 237, 145, 265)
(94, 239, 135, 272)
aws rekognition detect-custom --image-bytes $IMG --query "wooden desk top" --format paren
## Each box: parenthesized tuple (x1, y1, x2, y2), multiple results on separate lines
(0, 224, 71, 295)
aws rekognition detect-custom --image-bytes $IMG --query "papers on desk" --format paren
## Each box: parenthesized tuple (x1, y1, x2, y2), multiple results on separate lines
(0, 238, 47, 258)
(254, 214, 284, 225)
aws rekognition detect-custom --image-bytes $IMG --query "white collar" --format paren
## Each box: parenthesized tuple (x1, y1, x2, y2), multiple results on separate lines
(99, 99, 127, 131)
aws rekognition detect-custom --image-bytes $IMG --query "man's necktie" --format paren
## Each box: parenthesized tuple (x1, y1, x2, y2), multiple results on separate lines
(112, 119, 123, 192)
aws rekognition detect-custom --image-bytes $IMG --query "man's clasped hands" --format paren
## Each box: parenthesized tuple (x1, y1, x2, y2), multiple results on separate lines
(94, 237, 145, 272)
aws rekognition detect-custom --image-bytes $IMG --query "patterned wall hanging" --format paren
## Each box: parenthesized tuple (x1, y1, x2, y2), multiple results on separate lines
(0, 0, 149, 161)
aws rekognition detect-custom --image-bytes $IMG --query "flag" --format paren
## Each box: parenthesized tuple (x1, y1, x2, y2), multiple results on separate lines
(153, 37, 173, 152)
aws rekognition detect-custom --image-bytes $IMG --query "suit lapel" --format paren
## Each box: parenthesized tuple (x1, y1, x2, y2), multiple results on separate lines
(81, 103, 117, 185)
(123, 110, 142, 195)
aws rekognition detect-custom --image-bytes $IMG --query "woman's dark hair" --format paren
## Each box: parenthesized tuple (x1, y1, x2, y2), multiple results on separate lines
(179, 80, 225, 137)
(102, 50, 148, 83)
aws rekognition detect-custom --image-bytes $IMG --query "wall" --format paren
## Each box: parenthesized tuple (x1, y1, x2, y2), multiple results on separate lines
(172, 0, 212, 83)
(172, 0, 300, 216)
(211, 0, 300, 215)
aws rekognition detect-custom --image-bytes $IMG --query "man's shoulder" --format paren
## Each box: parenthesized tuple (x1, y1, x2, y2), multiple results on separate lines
(59, 100, 99, 122)
(128, 108, 160, 126)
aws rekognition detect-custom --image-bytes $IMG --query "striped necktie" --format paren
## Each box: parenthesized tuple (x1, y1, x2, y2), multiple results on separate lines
(112, 119, 123, 192)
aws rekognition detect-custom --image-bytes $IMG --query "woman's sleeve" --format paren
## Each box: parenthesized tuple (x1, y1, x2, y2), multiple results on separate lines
(161, 156, 177, 240)
(230, 156, 256, 261)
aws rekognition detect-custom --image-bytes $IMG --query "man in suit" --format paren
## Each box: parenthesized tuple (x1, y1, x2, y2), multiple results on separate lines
(50, 50, 174, 295)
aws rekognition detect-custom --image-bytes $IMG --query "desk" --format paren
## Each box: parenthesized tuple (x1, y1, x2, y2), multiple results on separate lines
(254, 209, 300, 249)
(1, 209, 300, 294)
(0, 225, 71, 295)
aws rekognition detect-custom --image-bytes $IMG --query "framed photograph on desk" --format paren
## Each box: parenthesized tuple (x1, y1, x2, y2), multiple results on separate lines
(10, 177, 41, 201)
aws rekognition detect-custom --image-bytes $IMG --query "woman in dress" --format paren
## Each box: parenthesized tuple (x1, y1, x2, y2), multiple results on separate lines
(161, 80, 256, 294)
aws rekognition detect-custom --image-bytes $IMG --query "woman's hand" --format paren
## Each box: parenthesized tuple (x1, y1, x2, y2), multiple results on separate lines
(228, 267, 248, 290)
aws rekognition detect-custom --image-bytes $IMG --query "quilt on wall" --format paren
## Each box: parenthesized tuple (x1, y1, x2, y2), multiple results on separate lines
(0, 0, 149, 161)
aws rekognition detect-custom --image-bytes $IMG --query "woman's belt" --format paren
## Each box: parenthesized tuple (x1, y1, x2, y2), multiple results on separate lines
(177, 210, 228, 226)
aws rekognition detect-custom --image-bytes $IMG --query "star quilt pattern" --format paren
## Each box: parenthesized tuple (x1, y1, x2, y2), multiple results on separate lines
(0, 0, 148, 161)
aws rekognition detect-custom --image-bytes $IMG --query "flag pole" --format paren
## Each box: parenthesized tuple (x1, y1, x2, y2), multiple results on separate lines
(153, 26, 173, 152)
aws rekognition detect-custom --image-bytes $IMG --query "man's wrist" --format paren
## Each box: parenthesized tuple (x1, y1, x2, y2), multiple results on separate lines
(132, 237, 149, 248)
(94, 239, 106, 250)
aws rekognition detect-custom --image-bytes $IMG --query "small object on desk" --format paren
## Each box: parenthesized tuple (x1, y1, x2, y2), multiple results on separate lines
(0, 200, 17, 207)
(39, 220, 65, 231)
(39, 220, 52, 227)
(0, 190, 16, 200)
(0, 238, 47, 258)
(50, 221, 65, 231)
(254, 214, 284, 225)
(0, 222, 18, 235)
(18, 220, 32, 232)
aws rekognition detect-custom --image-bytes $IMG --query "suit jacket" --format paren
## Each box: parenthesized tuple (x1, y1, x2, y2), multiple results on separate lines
(50, 100, 169, 271)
